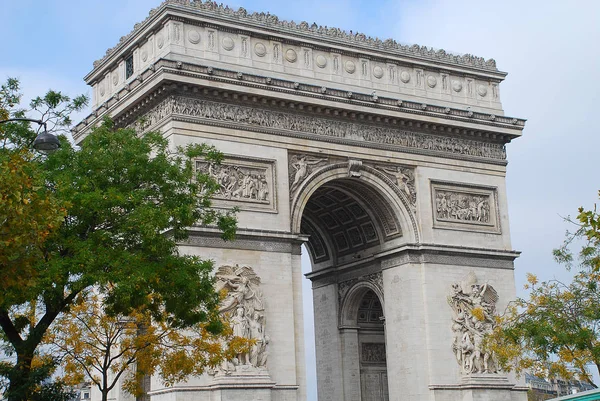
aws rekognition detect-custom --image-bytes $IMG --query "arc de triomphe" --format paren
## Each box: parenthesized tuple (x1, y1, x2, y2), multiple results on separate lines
(75, 2, 527, 401)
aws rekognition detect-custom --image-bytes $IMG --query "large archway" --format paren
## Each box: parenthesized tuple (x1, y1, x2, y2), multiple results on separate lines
(294, 165, 413, 401)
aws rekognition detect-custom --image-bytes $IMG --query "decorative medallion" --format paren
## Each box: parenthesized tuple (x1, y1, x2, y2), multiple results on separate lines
(112, 74, 118, 86)
(222, 36, 235, 51)
(285, 48, 297, 63)
(477, 85, 488, 97)
(345, 60, 356, 74)
(187, 29, 201, 44)
(141, 49, 148, 62)
(99, 84, 105, 97)
(373, 66, 384, 79)
(254, 42, 267, 57)
(315, 54, 327, 68)
(400, 71, 411, 83)
(156, 34, 164, 49)
(426, 75, 437, 88)
(448, 271, 500, 375)
(452, 80, 463, 92)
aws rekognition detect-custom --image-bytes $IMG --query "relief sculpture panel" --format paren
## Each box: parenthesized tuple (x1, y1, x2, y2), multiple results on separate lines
(196, 155, 276, 213)
(288, 153, 328, 193)
(448, 272, 500, 375)
(431, 181, 499, 233)
(361, 343, 387, 363)
(211, 264, 269, 375)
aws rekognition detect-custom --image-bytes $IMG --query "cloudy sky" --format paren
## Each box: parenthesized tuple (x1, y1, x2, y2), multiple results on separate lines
(2, 0, 599, 399)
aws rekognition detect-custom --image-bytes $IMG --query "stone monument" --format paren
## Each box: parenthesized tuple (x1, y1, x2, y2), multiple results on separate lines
(75, 1, 527, 400)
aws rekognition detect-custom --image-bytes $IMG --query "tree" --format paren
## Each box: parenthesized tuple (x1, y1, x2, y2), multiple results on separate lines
(49, 292, 248, 401)
(0, 79, 237, 401)
(486, 191, 600, 386)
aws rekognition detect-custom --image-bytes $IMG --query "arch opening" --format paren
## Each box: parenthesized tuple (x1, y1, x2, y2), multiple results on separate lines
(297, 173, 414, 270)
(356, 290, 389, 401)
(297, 172, 404, 401)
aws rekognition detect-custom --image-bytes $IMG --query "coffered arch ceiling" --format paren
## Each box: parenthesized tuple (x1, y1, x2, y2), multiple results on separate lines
(300, 179, 401, 266)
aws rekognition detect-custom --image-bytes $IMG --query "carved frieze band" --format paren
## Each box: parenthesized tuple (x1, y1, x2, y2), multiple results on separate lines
(431, 181, 500, 234)
(136, 96, 507, 161)
(196, 155, 277, 213)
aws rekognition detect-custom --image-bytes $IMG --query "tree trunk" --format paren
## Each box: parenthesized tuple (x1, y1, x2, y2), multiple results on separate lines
(7, 350, 34, 401)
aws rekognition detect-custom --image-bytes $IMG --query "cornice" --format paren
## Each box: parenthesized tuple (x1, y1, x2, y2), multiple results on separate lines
(75, 58, 525, 142)
(89, 0, 501, 78)
(306, 243, 519, 283)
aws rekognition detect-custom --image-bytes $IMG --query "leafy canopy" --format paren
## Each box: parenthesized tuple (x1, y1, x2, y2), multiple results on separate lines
(486, 191, 600, 386)
(0, 78, 236, 401)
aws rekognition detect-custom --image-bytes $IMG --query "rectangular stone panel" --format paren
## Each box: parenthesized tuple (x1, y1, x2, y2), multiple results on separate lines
(196, 155, 277, 213)
(431, 181, 500, 234)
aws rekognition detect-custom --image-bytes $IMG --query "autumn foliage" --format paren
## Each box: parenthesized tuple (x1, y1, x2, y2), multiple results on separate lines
(49, 293, 249, 401)
(486, 191, 600, 386)
(0, 79, 238, 401)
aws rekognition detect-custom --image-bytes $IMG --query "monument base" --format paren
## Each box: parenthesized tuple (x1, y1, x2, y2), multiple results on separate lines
(430, 375, 528, 401)
(210, 369, 276, 401)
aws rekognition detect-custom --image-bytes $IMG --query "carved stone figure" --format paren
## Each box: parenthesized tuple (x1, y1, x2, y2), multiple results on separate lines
(289, 155, 327, 192)
(134, 96, 508, 161)
(448, 272, 500, 374)
(376, 165, 416, 205)
(197, 161, 270, 203)
(213, 264, 268, 373)
(435, 190, 490, 223)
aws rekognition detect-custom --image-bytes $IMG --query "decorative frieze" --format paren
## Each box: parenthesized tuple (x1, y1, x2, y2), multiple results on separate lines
(196, 155, 276, 213)
(448, 272, 500, 375)
(134, 96, 507, 161)
(431, 181, 500, 233)
(361, 343, 386, 363)
(212, 264, 269, 374)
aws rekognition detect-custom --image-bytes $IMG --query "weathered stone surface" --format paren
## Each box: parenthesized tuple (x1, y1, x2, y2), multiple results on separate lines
(78, 2, 526, 401)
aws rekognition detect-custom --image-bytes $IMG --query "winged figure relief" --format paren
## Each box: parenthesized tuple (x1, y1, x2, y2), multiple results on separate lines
(289, 155, 326, 192)
(448, 271, 500, 375)
(215, 264, 264, 315)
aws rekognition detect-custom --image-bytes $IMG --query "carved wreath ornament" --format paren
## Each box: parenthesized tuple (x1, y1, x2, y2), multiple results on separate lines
(448, 272, 500, 375)
(211, 265, 269, 375)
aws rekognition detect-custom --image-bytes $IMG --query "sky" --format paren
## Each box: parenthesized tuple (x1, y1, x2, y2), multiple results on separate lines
(1, 0, 599, 399)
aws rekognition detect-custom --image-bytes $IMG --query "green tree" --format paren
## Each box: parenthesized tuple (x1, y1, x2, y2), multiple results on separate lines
(486, 191, 600, 386)
(0, 79, 237, 401)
